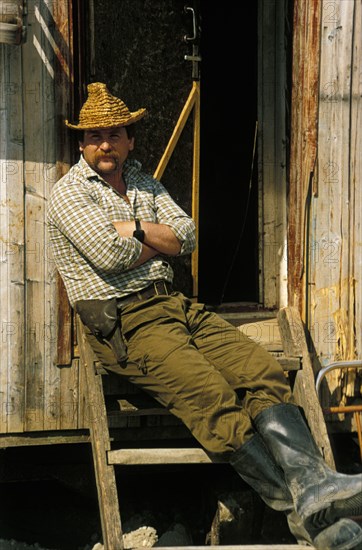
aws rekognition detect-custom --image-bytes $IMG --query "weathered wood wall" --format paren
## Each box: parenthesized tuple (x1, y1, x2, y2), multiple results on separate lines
(310, 0, 362, 403)
(0, 0, 87, 435)
(289, 0, 362, 409)
(0, 0, 198, 436)
(2, 0, 360, 437)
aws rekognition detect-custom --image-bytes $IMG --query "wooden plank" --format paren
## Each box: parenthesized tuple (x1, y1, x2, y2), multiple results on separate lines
(352, 2, 362, 412)
(276, 313, 303, 358)
(258, 1, 288, 308)
(77, 316, 123, 550)
(22, 1, 53, 431)
(0, 0, 81, 435)
(310, 0, 358, 405)
(0, 42, 26, 433)
(24, 196, 48, 431)
(131, 546, 309, 550)
(21, 0, 80, 432)
(108, 447, 214, 465)
(311, 1, 362, 406)
(52, 0, 84, 431)
(352, 0, 362, 373)
(40, 1, 61, 432)
(53, 0, 77, 370)
(312, 0, 354, 354)
(275, 356, 301, 371)
(0, 431, 90, 448)
(277, 307, 335, 469)
(288, 1, 321, 312)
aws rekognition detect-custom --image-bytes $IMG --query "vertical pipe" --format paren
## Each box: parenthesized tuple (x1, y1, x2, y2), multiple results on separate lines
(191, 81, 200, 298)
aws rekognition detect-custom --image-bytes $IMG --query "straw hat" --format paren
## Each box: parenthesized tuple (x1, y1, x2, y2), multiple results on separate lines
(65, 82, 147, 130)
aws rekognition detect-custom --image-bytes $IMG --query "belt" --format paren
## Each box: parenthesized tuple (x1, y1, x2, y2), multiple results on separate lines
(117, 280, 173, 307)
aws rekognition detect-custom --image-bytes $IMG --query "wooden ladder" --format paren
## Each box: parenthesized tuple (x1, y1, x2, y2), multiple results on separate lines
(76, 307, 333, 550)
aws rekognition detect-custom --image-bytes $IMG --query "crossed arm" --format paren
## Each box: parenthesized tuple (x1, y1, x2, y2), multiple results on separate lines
(112, 220, 182, 267)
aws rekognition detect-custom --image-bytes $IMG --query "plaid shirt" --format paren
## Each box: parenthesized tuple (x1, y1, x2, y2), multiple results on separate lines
(47, 156, 196, 306)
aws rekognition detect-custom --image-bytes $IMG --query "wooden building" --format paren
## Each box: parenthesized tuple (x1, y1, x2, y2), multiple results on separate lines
(0, 0, 361, 452)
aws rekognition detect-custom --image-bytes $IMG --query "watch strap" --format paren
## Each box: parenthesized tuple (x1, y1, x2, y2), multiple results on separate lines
(133, 218, 145, 243)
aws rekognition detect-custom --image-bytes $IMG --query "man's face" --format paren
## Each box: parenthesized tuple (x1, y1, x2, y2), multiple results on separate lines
(79, 126, 134, 175)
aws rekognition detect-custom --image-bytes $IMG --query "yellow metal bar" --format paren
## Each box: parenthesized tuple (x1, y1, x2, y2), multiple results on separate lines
(191, 81, 200, 298)
(153, 81, 201, 300)
(325, 405, 362, 414)
(153, 82, 198, 181)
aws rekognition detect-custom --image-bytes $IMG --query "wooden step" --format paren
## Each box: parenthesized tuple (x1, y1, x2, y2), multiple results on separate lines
(108, 447, 214, 465)
(132, 546, 310, 549)
(273, 355, 301, 371)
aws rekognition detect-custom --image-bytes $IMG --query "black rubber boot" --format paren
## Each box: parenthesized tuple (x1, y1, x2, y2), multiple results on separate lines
(254, 403, 362, 525)
(230, 432, 362, 549)
(230, 434, 292, 512)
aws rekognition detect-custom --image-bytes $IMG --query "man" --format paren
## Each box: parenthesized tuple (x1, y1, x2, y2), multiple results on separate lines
(48, 82, 362, 549)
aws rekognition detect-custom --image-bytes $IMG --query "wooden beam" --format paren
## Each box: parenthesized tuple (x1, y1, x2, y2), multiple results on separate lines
(108, 447, 214, 465)
(288, 0, 321, 312)
(77, 316, 124, 550)
(277, 307, 335, 469)
(0, 431, 90, 448)
(128, 546, 308, 549)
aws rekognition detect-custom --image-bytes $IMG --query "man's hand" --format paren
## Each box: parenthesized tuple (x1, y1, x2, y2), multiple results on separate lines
(113, 220, 181, 256)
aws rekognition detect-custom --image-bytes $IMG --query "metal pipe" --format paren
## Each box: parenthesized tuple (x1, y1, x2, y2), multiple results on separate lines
(315, 360, 362, 397)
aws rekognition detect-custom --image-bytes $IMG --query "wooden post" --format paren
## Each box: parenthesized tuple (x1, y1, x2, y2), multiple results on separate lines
(277, 306, 335, 469)
(77, 316, 123, 550)
(191, 81, 200, 299)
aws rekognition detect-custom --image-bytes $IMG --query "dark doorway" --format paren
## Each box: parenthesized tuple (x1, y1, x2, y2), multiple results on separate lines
(198, 4, 258, 306)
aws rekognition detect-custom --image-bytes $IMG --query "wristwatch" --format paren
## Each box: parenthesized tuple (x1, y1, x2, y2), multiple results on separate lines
(133, 218, 145, 243)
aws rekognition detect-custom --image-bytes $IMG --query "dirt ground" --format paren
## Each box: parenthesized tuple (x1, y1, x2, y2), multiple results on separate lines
(0, 433, 361, 550)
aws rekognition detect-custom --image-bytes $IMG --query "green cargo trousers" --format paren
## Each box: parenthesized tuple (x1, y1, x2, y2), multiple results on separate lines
(84, 292, 294, 456)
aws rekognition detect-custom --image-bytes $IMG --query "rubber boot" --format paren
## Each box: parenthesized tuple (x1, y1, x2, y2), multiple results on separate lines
(230, 434, 292, 511)
(254, 403, 362, 527)
(230, 433, 362, 549)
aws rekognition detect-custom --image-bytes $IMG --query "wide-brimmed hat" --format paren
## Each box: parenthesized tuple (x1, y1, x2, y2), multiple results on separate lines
(65, 82, 147, 130)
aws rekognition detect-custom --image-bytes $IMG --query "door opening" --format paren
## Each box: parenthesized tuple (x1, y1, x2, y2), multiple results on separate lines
(198, 4, 258, 307)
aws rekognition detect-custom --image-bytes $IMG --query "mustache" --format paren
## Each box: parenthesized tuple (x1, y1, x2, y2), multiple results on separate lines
(95, 151, 119, 161)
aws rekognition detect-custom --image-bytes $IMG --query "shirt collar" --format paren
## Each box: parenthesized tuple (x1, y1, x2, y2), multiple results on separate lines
(78, 155, 104, 181)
